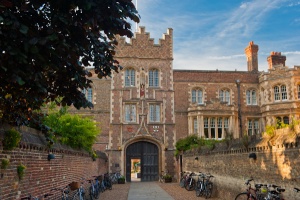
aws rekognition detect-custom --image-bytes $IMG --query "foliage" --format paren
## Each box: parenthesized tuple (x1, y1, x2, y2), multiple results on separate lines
(241, 132, 250, 149)
(175, 135, 222, 156)
(1, 159, 10, 169)
(43, 109, 100, 152)
(3, 128, 21, 150)
(0, 0, 140, 126)
(175, 135, 199, 156)
(118, 175, 125, 181)
(289, 117, 300, 135)
(163, 174, 172, 179)
(17, 164, 26, 180)
(264, 125, 276, 138)
(91, 150, 98, 161)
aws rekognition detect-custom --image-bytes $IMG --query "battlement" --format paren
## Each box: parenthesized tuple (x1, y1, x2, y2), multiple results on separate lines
(115, 26, 173, 59)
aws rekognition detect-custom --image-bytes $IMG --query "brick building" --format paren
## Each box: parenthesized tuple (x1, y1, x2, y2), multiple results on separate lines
(71, 27, 300, 181)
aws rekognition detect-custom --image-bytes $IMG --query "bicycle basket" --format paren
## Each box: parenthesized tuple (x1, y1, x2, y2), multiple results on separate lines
(69, 182, 80, 190)
(261, 186, 268, 194)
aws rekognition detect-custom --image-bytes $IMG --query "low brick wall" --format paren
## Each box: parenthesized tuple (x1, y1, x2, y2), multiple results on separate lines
(182, 131, 300, 200)
(0, 126, 108, 200)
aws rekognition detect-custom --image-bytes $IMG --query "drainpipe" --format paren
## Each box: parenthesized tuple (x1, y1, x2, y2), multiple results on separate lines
(236, 79, 242, 138)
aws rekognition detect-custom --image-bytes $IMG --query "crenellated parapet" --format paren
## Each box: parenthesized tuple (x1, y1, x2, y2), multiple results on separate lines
(115, 26, 173, 59)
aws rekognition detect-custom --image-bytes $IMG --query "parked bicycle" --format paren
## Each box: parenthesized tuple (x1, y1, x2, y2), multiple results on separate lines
(51, 185, 71, 200)
(110, 170, 122, 184)
(264, 184, 285, 200)
(87, 176, 101, 200)
(235, 178, 265, 200)
(69, 180, 86, 200)
(185, 172, 196, 191)
(196, 173, 214, 199)
(179, 171, 189, 188)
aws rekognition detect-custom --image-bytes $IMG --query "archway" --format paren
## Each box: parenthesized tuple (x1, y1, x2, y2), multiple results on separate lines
(126, 141, 159, 182)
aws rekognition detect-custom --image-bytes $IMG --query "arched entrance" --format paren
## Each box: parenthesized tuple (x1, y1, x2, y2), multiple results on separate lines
(126, 141, 159, 182)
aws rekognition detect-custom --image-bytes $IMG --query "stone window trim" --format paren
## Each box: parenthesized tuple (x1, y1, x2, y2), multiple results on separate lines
(218, 88, 231, 105)
(191, 87, 204, 105)
(247, 118, 260, 136)
(148, 103, 161, 123)
(124, 67, 136, 87)
(148, 68, 160, 88)
(246, 88, 257, 106)
(82, 88, 93, 104)
(123, 102, 138, 123)
(273, 84, 288, 102)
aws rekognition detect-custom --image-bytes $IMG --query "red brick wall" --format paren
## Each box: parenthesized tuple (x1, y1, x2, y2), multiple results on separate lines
(0, 127, 108, 200)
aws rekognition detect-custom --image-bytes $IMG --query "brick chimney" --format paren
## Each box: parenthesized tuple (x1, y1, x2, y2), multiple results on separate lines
(245, 41, 259, 72)
(267, 52, 286, 69)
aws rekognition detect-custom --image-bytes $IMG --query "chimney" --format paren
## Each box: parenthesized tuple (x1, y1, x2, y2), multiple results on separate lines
(245, 41, 259, 72)
(267, 52, 286, 69)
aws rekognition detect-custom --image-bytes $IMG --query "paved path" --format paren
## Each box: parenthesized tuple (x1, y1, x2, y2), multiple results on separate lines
(127, 182, 174, 200)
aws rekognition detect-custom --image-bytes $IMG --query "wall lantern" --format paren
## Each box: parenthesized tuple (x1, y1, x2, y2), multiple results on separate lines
(47, 153, 55, 161)
(248, 153, 257, 160)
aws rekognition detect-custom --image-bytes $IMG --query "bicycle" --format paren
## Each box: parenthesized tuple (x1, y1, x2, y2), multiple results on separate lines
(202, 173, 214, 199)
(20, 193, 53, 200)
(88, 176, 100, 200)
(159, 170, 168, 183)
(264, 184, 285, 200)
(235, 178, 265, 200)
(185, 172, 196, 191)
(195, 172, 205, 197)
(69, 180, 86, 200)
(51, 185, 71, 200)
(179, 171, 189, 188)
(110, 170, 122, 184)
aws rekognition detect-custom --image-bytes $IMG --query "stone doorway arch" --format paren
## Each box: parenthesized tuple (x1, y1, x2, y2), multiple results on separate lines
(125, 141, 159, 182)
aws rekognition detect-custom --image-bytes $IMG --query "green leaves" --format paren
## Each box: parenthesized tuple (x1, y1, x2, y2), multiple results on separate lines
(43, 108, 100, 152)
(0, 0, 140, 126)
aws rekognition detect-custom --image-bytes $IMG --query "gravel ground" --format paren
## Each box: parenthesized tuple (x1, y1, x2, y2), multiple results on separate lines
(99, 182, 223, 200)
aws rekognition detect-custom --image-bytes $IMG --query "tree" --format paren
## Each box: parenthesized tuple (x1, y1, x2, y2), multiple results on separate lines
(0, 0, 139, 126)
(43, 109, 100, 152)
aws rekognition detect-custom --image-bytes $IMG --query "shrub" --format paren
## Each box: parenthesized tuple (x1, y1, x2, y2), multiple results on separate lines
(3, 128, 21, 150)
(17, 164, 26, 180)
(264, 125, 276, 138)
(1, 159, 10, 169)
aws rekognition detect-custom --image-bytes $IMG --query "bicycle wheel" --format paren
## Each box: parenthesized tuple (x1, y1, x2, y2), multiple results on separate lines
(179, 178, 185, 188)
(205, 182, 213, 199)
(72, 191, 85, 200)
(195, 181, 204, 197)
(185, 178, 195, 191)
(235, 192, 254, 200)
(89, 186, 100, 200)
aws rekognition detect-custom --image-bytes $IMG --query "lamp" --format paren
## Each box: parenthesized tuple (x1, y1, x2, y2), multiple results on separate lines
(249, 153, 257, 160)
(47, 153, 55, 161)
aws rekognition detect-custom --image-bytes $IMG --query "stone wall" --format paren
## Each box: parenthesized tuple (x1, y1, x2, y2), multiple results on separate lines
(181, 130, 300, 200)
(0, 126, 108, 200)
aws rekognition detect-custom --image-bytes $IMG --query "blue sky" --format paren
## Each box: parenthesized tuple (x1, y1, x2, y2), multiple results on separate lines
(131, 0, 300, 71)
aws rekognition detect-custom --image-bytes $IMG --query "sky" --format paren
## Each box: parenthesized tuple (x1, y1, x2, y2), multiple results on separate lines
(130, 0, 300, 72)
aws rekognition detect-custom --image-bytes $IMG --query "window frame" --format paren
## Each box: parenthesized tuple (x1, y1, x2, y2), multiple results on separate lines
(124, 68, 136, 87)
(149, 103, 161, 123)
(149, 68, 160, 87)
(274, 84, 287, 102)
(246, 89, 257, 105)
(124, 103, 137, 123)
(192, 88, 203, 104)
(219, 89, 230, 104)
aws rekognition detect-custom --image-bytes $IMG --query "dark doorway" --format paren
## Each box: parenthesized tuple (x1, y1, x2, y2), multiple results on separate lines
(126, 141, 159, 182)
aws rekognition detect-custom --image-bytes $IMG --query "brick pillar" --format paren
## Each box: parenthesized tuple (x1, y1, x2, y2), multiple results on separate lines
(244, 41, 259, 72)
(267, 52, 286, 69)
